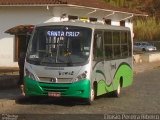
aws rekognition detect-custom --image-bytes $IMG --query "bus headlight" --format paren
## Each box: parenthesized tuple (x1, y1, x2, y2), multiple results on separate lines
(25, 69, 37, 80)
(74, 71, 87, 82)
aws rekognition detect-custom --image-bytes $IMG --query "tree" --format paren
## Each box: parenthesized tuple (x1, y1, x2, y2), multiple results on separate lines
(103, 0, 127, 7)
(103, 0, 160, 41)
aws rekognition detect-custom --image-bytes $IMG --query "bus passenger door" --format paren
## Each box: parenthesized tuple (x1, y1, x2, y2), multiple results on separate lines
(92, 31, 106, 96)
(103, 31, 114, 92)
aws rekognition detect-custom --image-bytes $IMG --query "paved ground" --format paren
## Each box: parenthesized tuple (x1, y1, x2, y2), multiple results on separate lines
(0, 68, 160, 120)
(0, 62, 160, 115)
(133, 61, 160, 74)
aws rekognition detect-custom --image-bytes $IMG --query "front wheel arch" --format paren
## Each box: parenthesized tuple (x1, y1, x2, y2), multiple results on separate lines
(120, 77, 123, 88)
(85, 81, 97, 105)
(93, 81, 97, 98)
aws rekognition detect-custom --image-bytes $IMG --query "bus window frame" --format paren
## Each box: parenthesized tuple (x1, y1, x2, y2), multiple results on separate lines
(93, 29, 132, 61)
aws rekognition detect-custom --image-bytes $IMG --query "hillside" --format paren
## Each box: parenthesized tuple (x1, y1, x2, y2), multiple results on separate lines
(104, 0, 160, 41)
(104, 0, 160, 18)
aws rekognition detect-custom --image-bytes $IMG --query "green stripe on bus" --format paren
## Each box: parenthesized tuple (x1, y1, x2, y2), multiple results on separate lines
(96, 63, 133, 96)
(112, 63, 133, 89)
(97, 80, 113, 96)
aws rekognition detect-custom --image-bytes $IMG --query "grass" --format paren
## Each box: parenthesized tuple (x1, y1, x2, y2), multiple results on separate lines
(134, 17, 160, 41)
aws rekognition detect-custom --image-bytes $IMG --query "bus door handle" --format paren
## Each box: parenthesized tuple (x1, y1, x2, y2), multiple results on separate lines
(110, 63, 116, 70)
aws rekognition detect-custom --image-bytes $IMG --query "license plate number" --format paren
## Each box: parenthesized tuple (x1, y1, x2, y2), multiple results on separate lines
(48, 92, 61, 97)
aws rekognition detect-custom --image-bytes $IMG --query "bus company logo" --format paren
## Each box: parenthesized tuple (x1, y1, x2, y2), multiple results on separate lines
(50, 77, 58, 83)
(59, 71, 74, 76)
(44, 67, 64, 70)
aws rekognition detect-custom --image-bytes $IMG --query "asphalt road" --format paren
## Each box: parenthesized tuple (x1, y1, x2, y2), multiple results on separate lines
(0, 68, 160, 120)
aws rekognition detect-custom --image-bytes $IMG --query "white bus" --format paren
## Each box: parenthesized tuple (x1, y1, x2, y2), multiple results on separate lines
(24, 21, 133, 104)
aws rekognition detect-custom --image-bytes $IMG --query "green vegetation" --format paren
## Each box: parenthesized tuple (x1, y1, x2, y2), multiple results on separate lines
(134, 17, 160, 41)
(103, 0, 160, 41)
(103, 0, 141, 8)
(103, 0, 126, 7)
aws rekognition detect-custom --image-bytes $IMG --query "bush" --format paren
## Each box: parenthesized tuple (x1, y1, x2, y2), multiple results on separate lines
(134, 17, 160, 41)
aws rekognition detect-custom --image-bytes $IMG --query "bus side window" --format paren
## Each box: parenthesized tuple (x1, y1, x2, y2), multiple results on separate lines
(128, 32, 132, 56)
(93, 33, 103, 60)
(113, 31, 121, 58)
(121, 32, 128, 57)
(104, 31, 113, 59)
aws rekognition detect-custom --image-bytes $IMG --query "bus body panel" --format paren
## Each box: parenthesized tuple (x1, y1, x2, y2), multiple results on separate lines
(24, 60, 92, 98)
(24, 77, 91, 98)
(25, 62, 92, 83)
(92, 58, 133, 96)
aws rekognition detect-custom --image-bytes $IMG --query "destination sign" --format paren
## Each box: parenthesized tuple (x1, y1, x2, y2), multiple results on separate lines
(47, 31, 80, 37)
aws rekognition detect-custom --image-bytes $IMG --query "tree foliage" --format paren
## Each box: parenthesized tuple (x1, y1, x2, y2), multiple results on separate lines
(134, 17, 160, 41)
(103, 0, 160, 16)
(104, 0, 160, 41)
(103, 0, 142, 8)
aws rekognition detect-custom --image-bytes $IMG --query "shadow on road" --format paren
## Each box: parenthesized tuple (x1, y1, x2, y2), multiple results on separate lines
(0, 88, 20, 100)
(15, 91, 127, 106)
(15, 96, 91, 106)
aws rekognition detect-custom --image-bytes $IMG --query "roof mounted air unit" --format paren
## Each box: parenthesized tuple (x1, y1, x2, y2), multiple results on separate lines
(89, 17, 97, 22)
(68, 15, 78, 21)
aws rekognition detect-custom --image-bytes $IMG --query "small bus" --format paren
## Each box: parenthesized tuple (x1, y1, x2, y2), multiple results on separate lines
(24, 21, 133, 104)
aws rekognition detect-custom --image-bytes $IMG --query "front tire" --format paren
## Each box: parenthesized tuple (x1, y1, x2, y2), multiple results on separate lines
(86, 88, 95, 105)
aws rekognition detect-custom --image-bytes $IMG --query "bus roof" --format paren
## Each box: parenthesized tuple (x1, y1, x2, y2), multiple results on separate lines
(36, 21, 130, 31)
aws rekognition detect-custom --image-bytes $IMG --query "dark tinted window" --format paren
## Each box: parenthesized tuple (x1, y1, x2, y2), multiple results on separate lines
(104, 31, 113, 59)
(113, 31, 120, 44)
(26, 26, 92, 66)
(104, 30, 132, 59)
(104, 31, 112, 44)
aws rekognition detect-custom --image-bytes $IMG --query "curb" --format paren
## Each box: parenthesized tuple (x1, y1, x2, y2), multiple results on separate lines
(0, 88, 20, 111)
(0, 100, 15, 108)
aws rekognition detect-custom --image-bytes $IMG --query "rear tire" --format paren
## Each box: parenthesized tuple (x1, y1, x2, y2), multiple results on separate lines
(112, 82, 121, 97)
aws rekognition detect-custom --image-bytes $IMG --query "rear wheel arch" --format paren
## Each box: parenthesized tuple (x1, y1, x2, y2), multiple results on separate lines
(120, 77, 123, 87)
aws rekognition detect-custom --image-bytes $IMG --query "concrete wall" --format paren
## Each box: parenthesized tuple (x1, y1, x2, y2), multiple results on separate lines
(0, 6, 54, 67)
(134, 52, 160, 63)
(143, 53, 160, 62)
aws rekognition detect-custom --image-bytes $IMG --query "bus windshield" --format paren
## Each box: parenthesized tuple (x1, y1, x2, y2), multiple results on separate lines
(26, 26, 92, 66)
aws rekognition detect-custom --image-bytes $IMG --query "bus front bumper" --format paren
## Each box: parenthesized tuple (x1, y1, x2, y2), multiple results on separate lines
(24, 77, 91, 99)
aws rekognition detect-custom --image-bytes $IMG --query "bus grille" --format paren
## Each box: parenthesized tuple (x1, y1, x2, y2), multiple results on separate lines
(39, 83, 70, 94)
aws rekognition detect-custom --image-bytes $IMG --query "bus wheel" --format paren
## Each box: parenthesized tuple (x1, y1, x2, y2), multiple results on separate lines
(112, 83, 121, 97)
(86, 88, 95, 105)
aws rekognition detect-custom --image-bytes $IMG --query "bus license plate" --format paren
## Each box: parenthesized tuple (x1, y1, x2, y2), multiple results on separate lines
(48, 92, 61, 97)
